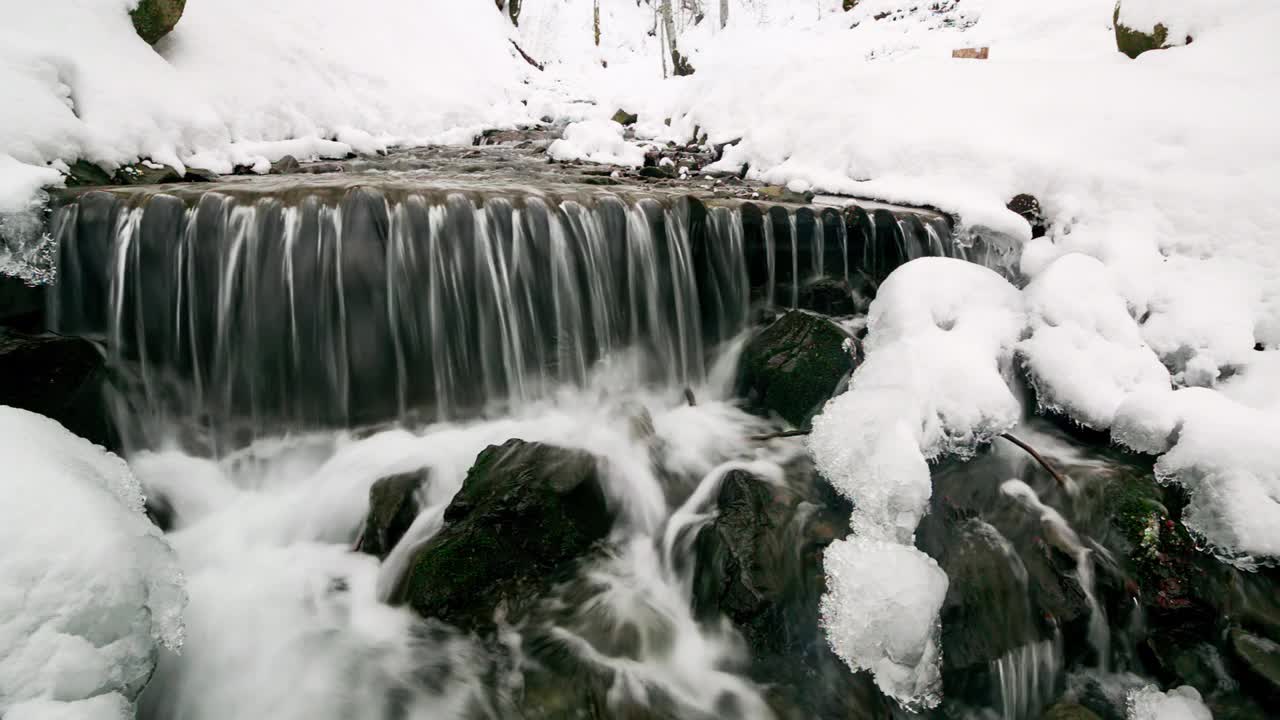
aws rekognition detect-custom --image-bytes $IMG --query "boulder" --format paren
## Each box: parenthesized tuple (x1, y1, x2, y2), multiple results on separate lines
(691, 465, 889, 719)
(1044, 703, 1102, 720)
(1231, 629, 1280, 702)
(796, 277, 863, 317)
(357, 472, 424, 560)
(611, 109, 639, 126)
(1113, 3, 1188, 59)
(1007, 193, 1048, 239)
(65, 160, 113, 187)
(0, 329, 117, 450)
(395, 440, 613, 631)
(131, 0, 186, 45)
(735, 310, 852, 427)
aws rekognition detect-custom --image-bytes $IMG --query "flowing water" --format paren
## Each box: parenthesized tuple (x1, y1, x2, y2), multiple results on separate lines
(42, 157, 1183, 719)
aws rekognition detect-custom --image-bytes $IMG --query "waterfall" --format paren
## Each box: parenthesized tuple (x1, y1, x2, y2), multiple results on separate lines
(48, 183, 967, 452)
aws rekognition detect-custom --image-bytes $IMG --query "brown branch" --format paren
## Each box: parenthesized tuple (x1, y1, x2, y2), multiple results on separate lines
(1000, 432, 1068, 488)
(510, 39, 544, 71)
(749, 428, 811, 441)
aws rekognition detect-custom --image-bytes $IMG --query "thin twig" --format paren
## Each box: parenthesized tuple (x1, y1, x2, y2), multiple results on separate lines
(1000, 432, 1068, 488)
(750, 428, 812, 441)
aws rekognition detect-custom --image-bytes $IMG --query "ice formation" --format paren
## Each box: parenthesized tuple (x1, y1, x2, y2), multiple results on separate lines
(1126, 684, 1214, 720)
(0, 406, 185, 714)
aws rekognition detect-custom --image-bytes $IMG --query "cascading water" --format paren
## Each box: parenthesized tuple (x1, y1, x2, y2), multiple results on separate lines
(40, 166, 1178, 719)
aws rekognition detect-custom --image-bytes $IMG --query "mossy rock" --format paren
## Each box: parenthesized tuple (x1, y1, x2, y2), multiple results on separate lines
(735, 310, 851, 427)
(394, 439, 613, 631)
(1114, 3, 1174, 59)
(131, 0, 186, 45)
(1043, 703, 1102, 720)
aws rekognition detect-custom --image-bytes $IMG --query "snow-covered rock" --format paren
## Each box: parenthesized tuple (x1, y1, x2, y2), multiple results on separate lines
(0, 406, 185, 714)
(548, 119, 646, 167)
(1126, 684, 1213, 720)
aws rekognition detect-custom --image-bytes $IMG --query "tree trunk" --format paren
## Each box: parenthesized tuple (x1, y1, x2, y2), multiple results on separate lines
(720, 0, 729, 29)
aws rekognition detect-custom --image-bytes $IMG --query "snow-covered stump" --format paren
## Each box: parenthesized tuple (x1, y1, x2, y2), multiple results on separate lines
(0, 407, 185, 716)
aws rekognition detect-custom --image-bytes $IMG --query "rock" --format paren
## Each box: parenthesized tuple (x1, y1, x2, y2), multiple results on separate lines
(611, 109, 638, 126)
(796, 277, 862, 316)
(65, 160, 113, 187)
(0, 329, 117, 450)
(1231, 629, 1280, 701)
(131, 0, 186, 45)
(1114, 3, 1187, 59)
(115, 163, 184, 185)
(691, 465, 889, 719)
(0, 276, 45, 331)
(952, 47, 990, 60)
(842, 0, 860, 10)
(755, 185, 814, 204)
(1008, 193, 1048, 239)
(639, 165, 674, 180)
(395, 440, 613, 631)
(1044, 703, 1102, 720)
(270, 155, 301, 174)
(735, 310, 851, 427)
(358, 472, 424, 560)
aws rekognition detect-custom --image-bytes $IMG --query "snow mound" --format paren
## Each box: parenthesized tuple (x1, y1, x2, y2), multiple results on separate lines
(1114, 388, 1280, 567)
(1126, 684, 1213, 720)
(0, 406, 185, 713)
(820, 537, 948, 711)
(810, 257, 1024, 539)
(548, 120, 646, 167)
(1017, 253, 1170, 429)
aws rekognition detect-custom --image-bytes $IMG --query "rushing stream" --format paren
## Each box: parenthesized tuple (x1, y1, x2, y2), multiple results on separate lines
(38, 161, 1265, 719)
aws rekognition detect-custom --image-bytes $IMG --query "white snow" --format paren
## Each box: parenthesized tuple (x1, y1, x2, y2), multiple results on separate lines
(807, 257, 1022, 708)
(820, 537, 948, 711)
(547, 119, 647, 167)
(5, 693, 132, 720)
(0, 406, 185, 714)
(1126, 684, 1214, 720)
(1018, 253, 1170, 429)
(0, 0, 530, 212)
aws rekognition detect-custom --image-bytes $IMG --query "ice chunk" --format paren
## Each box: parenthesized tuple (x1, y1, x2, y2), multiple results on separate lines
(547, 120, 647, 167)
(0, 407, 185, 713)
(1018, 254, 1170, 429)
(1126, 684, 1213, 720)
(820, 537, 948, 711)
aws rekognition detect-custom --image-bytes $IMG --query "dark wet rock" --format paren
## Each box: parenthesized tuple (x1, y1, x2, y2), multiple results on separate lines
(0, 276, 45, 331)
(1143, 635, 1235, 696)
(131, 0, 185, 45)
(754, 185, 814, 204)
(396, 440, 613, 631)
(796, 277, 862, 316)
(735, 310, 851, 427)
(611, 109, 638, 126)
(0, 329, 117, 450)
(639, 165, 675, 180)
(1230, 629, 1280, 702)
(691, 465, 889, 719)
(1044, 703, 1102, 720)
(115, 163, 184, 185)
(1008, 193, 1048, 239)
(65, 160, 114, 187)
(358, 472, 424, 560)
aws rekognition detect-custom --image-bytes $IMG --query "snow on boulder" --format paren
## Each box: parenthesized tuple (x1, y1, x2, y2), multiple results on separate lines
(820, 537, 948, 711)
(808, 257, 1022, 710)
(547, 120, 646, 167)
(0, 406, 185, 713)
(810, 257, 1025, 539)
(1017, 253, 1170, 429)
(1126, 684, 1213, 720)
(1113, 387, 1280, 567)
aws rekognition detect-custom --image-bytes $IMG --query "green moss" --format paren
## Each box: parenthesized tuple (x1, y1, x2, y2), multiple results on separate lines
(1114, 3, 1170, 59)
(737, 311, 850, 427)
(131, 0, 186, 45)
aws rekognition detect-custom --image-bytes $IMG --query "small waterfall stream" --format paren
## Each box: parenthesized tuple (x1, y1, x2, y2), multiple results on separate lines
(39, 170, 1187, 720)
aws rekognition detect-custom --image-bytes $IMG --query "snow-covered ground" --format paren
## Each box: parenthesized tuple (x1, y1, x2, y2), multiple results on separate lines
(0, 407, 185, 718)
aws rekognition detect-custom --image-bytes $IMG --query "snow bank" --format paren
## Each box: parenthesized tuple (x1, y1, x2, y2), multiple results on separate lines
(0, 0, 528, 213)
(1126, 684, 1213, 720)
(548, 120, 646, 167)
(0, 406, 185, 713)
(820, 538, 948, 711)
(808, 257, 1023, 709)
(1114, 388, 1280, 567)
(1018, 253, 1169, 429)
